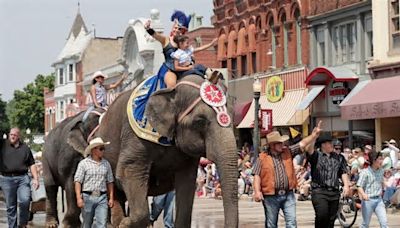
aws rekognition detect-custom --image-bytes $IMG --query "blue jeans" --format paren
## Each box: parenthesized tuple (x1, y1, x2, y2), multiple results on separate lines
(0, 174, 31, 228)
(383, 187, 396, 204)
(150, 191, 175, 228)
(262, 191, 297, 228)
(360, 197, 388, 228)
(82, 193, 108, 228)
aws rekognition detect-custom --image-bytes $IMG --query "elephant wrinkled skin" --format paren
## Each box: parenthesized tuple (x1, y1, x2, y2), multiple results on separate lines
(96, 75, 239, 228)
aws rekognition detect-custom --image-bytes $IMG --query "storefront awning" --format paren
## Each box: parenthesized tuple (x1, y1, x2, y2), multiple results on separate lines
(237, 89, 309, 128)
(340, 77, 400, 120)
(233, 101, 252, 126)
(305, 66, 359, 85)
(296, 85, 325, 110)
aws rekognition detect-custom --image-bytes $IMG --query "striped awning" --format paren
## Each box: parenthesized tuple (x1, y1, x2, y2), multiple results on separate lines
(237, 89, 309, 128)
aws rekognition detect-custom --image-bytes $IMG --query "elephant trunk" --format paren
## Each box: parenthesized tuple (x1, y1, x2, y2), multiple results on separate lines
(207, 126, 238, 228)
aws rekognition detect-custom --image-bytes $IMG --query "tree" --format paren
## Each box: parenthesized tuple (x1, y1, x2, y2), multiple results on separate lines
(0, 94, 9, 136)
(7, 73, 55, 134)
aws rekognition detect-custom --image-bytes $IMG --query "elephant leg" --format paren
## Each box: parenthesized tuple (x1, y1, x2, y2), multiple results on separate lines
(117, 165, 151, 228)
(111, 194, 127, 226)
(174, 158, 199, 228)
(45, 185, 59, 228)
(62, 177, 81, 228)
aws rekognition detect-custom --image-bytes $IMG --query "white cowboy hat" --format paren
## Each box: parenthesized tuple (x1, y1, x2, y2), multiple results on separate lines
(266, 131, 289, 144)
(84, 137, 110, 155)
(91, 71, 107, 80)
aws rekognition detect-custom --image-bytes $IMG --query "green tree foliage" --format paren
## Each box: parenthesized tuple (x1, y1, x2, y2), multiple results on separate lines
(7, 74, 55, 133)
(0, 94, 9, 135)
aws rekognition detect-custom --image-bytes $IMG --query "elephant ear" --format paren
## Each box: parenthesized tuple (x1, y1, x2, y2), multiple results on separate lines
(67, 119, 88, 156)
(145, 88, 176, 138)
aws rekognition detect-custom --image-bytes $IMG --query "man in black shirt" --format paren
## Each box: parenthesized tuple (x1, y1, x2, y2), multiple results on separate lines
(307, 121, 350, 228)
(0, 128, 39, 228)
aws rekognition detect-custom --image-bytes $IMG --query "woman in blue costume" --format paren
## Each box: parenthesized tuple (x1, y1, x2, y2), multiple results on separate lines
(133, 10, 191, 128)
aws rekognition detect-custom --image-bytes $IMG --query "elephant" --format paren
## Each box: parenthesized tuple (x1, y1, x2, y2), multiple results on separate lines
(96, 74, 239, 228)
(42, 107, 106, 227)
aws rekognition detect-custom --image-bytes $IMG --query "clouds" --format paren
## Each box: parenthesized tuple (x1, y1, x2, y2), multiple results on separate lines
(0, 0, 213, 100)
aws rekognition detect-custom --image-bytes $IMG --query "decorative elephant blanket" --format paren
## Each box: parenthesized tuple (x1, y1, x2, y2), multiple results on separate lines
(127, 74, 173, 146)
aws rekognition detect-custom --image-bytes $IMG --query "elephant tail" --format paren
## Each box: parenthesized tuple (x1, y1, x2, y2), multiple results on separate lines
(61, 188, 65, 213)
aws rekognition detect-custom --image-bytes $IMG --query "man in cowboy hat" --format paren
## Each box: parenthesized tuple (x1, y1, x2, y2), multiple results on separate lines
(74, 137, 114, 228)
(384, 139, 399, 168)
(306, 122, 350, 228)
(252, 124, 321, 228)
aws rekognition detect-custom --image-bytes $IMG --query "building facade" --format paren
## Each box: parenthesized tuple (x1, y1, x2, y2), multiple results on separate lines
(340, 0, 400, 150)
(44, 88, 56, 135)
(212, 0, 311, 146)
(298, 0, 374, 147)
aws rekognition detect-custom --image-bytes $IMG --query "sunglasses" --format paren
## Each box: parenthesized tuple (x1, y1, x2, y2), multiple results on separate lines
(96, 147, 105, 151)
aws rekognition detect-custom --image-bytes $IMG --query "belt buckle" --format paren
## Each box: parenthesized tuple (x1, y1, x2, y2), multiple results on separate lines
(91, 190, 101, 197)
(278, 190, 286, 196)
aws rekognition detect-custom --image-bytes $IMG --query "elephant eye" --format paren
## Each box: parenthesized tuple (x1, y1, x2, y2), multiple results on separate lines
(193, 115, 209, 128)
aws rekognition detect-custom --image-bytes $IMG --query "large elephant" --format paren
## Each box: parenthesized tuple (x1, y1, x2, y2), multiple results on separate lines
(97, 75, 238, 228)
(42, 108, 106, 227)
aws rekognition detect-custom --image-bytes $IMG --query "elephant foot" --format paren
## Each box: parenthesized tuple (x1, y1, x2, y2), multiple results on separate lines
(119, 217, 147, 228)
(45, 217, 58, 228)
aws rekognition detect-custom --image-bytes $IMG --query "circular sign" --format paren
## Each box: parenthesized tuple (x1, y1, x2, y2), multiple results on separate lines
(266, 76, 284, 103)
(217, 112, 231, 127)
(200, 81, 226, 107)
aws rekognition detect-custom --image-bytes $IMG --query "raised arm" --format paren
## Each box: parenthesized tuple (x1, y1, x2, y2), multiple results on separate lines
(144, 20, 169, 47)
(194, 38, 218, 53)
(106, 71, 127, 90)
(299, 120, 322, 155)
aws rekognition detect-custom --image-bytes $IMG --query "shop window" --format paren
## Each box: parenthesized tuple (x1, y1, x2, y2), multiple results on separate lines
(241, 55, 247, 76)
(59, 101, 64, 120)
(389, 0, 400, 51)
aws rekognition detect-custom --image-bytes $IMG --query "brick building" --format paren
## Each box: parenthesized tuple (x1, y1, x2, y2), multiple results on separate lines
(44, 88, 56, 135)
(212, 0, 311, 145)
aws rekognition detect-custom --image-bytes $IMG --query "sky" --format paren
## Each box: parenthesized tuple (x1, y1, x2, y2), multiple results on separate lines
(0, 0, 214, 101)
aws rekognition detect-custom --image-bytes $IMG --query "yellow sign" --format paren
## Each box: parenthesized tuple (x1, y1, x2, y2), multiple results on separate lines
(266, 76, 284, 102)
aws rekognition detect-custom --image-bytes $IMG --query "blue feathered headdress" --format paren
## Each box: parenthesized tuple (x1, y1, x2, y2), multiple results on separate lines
(171, 10, 191, 30)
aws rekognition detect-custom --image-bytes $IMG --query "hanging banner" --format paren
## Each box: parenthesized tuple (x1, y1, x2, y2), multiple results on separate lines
(260, 109, 273, 134)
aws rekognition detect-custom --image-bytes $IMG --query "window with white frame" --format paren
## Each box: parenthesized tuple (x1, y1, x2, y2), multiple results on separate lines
(68, 64, 74, 82)
(365, 15, 373, 59)
(389, 0, 400, 50)
(332, 22, 357, 64)
(59, 68, 64, 85)
(316, 28, 326, 66)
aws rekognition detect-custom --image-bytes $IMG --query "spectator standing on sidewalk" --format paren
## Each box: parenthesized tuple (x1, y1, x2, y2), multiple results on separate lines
(306, 122, 351, 228)
(0, 128, 39, 228)
(74, 137, 115, 228)
(357, 150, 388, 228)
(252, 128, 319, 228)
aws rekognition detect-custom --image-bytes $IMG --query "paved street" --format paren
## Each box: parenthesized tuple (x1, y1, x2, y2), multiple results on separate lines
(1, 193, 399, 227)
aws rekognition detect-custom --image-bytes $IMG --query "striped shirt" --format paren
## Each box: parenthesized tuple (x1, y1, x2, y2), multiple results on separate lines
(308, 150, 348, 190)
(74, 156, 114, 192)
(357, 167, 384, 198)
(253, 143, 301, 191)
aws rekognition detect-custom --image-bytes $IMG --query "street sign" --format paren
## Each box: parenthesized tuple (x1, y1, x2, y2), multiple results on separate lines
(260, 109, 273, 134)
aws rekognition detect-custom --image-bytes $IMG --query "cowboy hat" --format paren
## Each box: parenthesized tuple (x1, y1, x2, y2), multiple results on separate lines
(317, 133, 333, 145)
(84, 137, 110, 155)
(266, 131, 289, 144)
(91, 71, 107, 80)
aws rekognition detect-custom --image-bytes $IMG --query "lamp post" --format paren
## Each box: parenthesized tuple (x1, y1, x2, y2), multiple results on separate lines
(253, 77, 262, 158)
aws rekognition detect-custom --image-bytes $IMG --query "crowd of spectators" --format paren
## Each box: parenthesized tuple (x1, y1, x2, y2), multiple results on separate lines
(194, 138, 400, 212)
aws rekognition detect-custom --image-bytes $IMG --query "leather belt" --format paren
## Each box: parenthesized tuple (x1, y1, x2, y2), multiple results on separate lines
(1, 172, 27, 177)
(83, 191, 107, 197)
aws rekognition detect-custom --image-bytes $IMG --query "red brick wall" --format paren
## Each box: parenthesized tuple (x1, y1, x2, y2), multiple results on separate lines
(212, 0, 310, 80)
(186, 27, 219, 68)
(75, 62, 86, 109)
(309, 0, 365, 16)
(44, 88, 56, 134)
